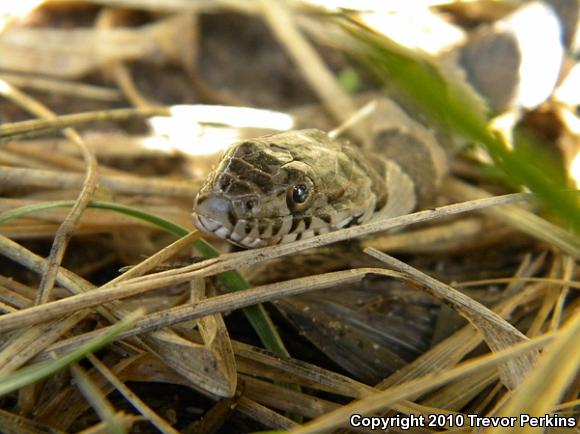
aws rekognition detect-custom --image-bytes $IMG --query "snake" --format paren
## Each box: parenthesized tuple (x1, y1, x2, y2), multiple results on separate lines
(192, 100, 449, 248)
(192, 0, 579, 249)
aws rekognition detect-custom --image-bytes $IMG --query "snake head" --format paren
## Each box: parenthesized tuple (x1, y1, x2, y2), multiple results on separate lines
(192, 129, 379, 248)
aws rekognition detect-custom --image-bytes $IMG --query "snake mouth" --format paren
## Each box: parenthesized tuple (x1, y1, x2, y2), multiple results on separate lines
(193, 211, 336, 249)
(192, 213, 236, 242)
(193, 213, 270, 248)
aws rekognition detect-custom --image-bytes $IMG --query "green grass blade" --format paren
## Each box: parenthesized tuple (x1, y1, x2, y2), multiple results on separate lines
(341, 18, 580, 235)
(0, 200, 290, 357)
(0, 311, 139, 396)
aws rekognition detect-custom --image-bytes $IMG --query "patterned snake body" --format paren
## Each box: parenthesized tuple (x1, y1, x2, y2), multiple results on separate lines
(193, 101, 448, 248)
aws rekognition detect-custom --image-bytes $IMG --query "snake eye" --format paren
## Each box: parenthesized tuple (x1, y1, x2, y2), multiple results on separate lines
(292, 184, 309, 203)
(286, 181, 313, 212)
(245, 199, 256, 211)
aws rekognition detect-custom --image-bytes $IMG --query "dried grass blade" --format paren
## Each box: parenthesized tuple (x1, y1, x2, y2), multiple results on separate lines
(77, 413, 142, 434)
(445, 178, 580, 259)
(88, 355, 180, 434)
(0, 407, 68, 434)
(179, 335, 450, 419)
(0, 310, 89, 375)
(70, 363, 125, 434)
(365, 248, 537, 389)
(0, 168, 196, 197)
(0, 310, 140, 397)
(0, 81, 98, 304)
(237, 397, 298, 431)
(0, 17, 188, 78)
(260, 0, 361, 139)
(288, 334, 553, 434)
(486, 311, 580, 434)
(0, 200, 288, 361)
(242, 375, 338, 419)
(0, 107, 168, 143)
(143, 329, 236, 398)
(416, 261, 548, 410)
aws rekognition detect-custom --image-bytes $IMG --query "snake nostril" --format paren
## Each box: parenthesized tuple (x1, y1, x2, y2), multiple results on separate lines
(227, 210, 236, 226)
(194, 195, 233, 226)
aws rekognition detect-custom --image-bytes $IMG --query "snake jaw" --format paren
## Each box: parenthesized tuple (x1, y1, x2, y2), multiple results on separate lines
(193, 197, 367, 248)
(192, 190, 285, 247)
(193, 213, 228, 237)
(192, 191, 334, 248)
(192, 213, 272, 248)
(193, 212, 258, 248)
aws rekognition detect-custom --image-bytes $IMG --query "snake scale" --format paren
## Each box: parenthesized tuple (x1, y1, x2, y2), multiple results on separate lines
(192, 100, 448, 248)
